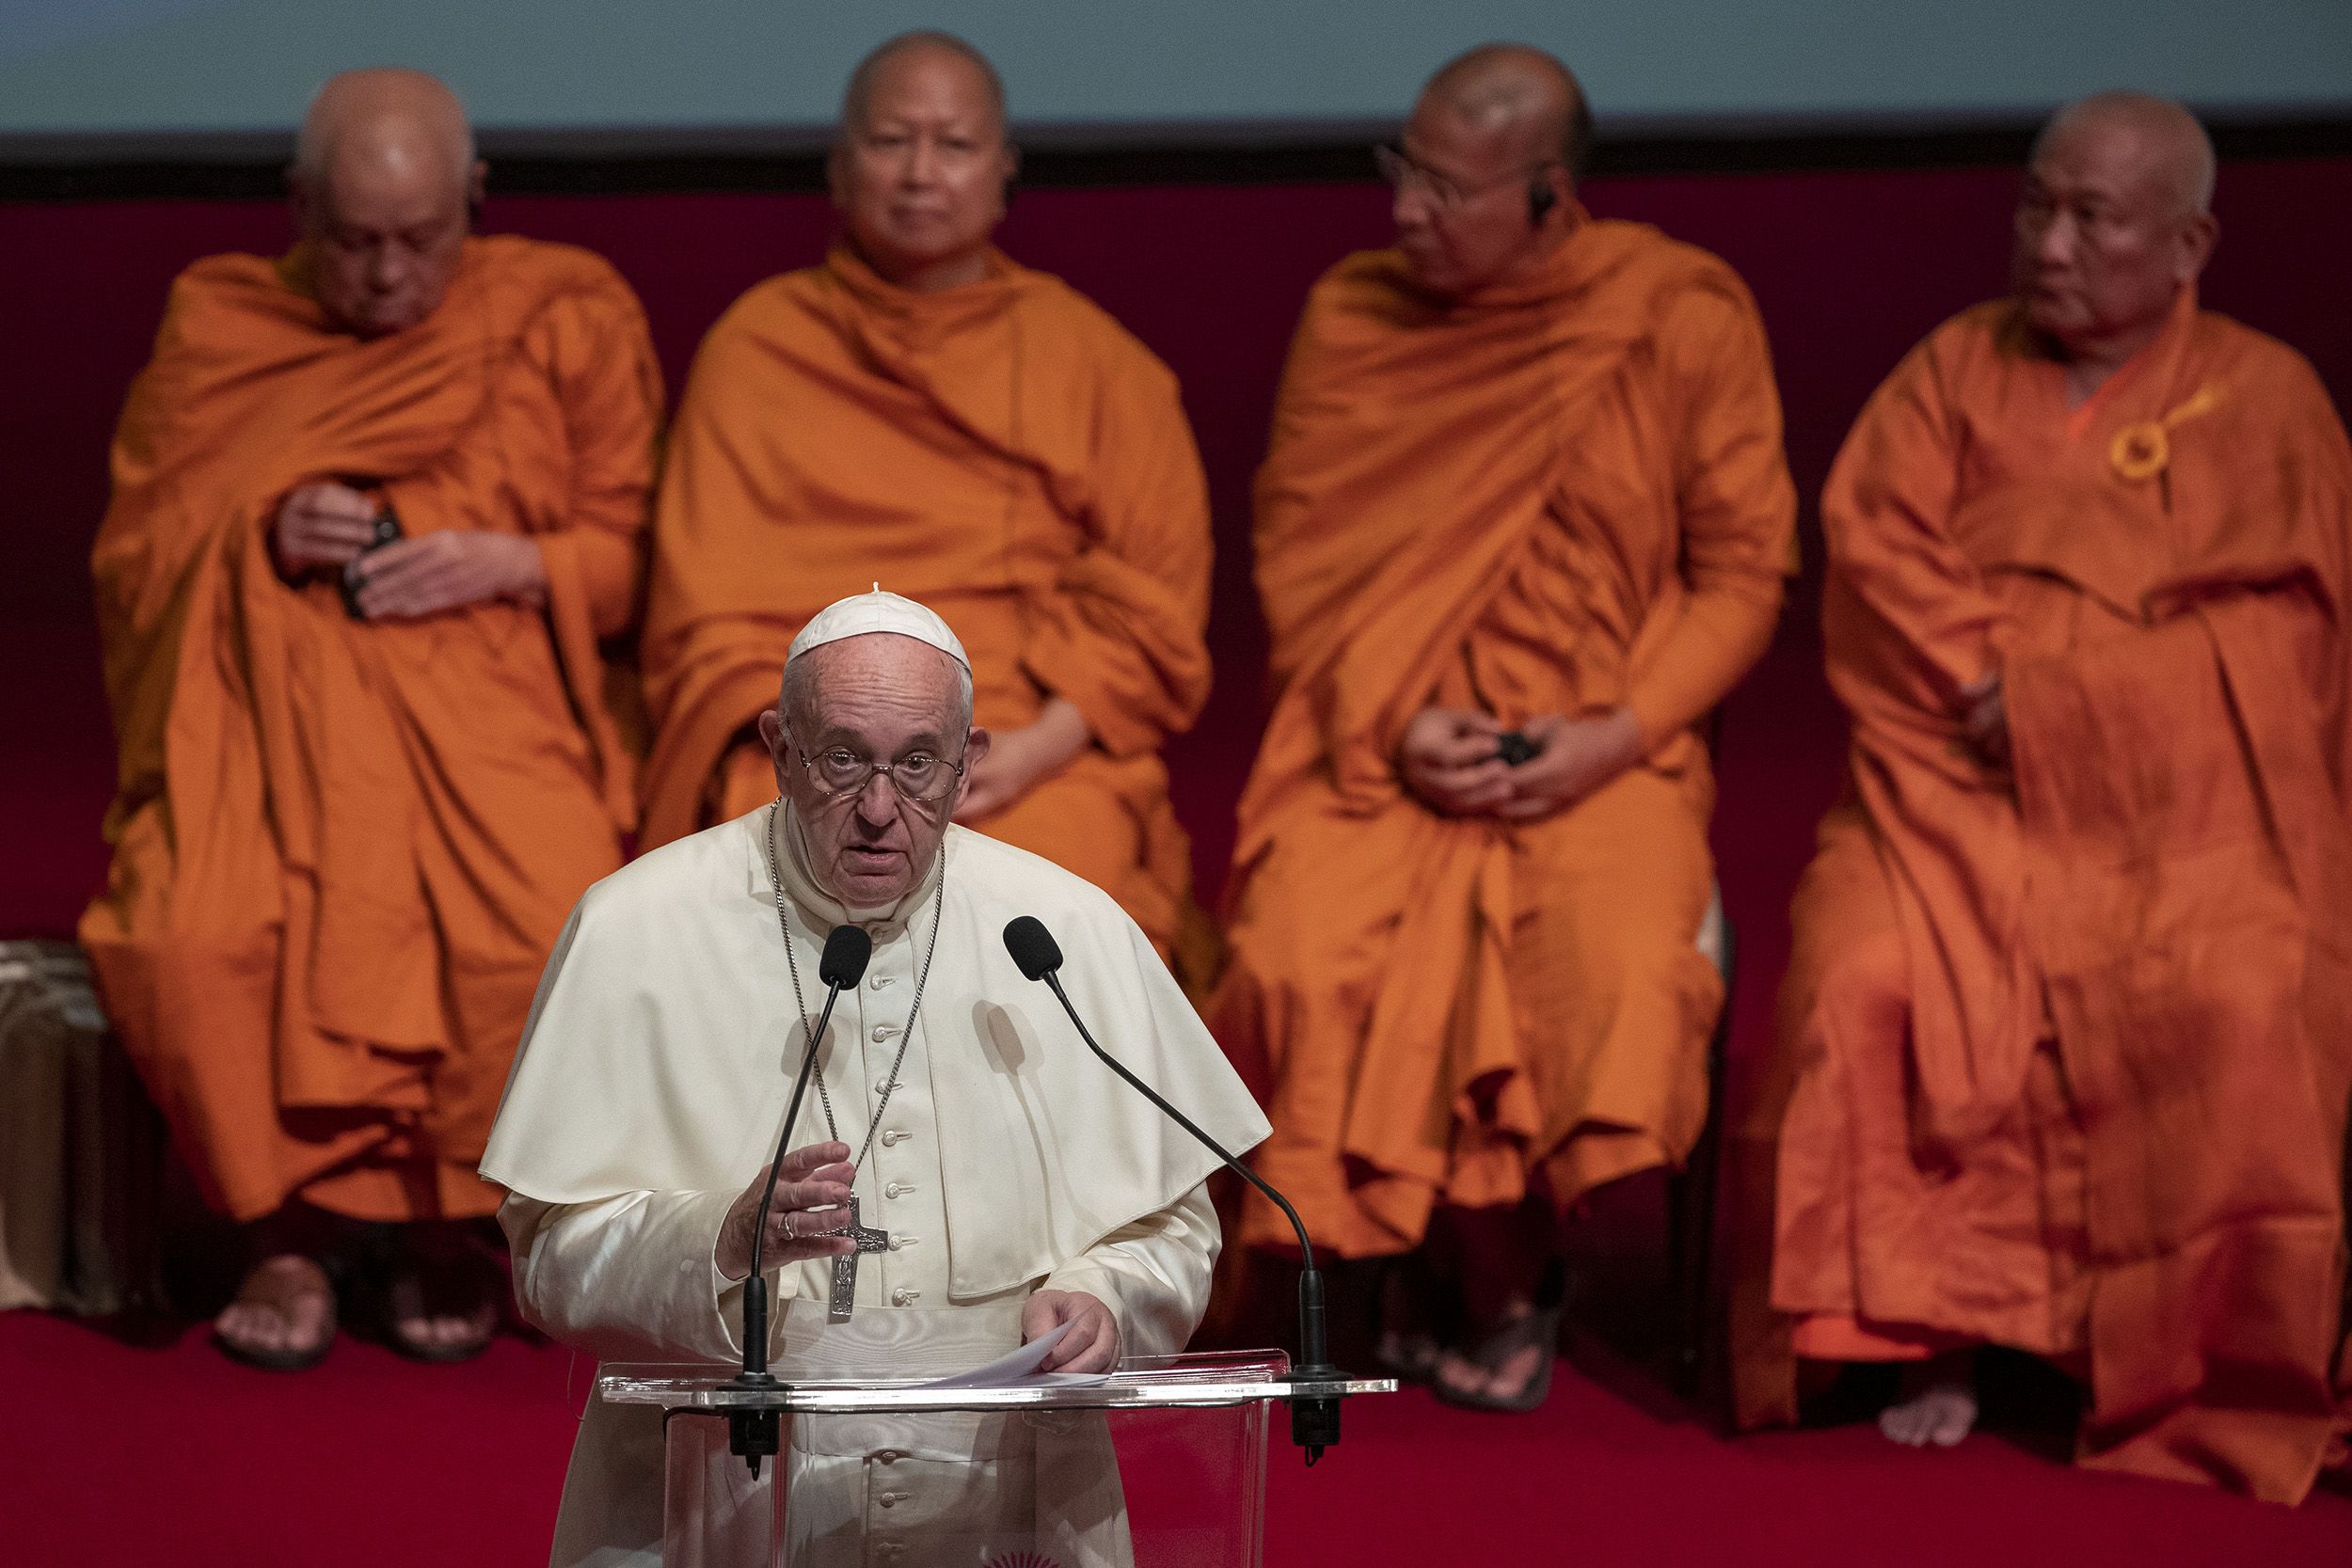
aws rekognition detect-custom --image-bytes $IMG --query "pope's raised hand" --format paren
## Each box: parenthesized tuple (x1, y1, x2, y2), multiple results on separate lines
(715, 1140, 858, 1282)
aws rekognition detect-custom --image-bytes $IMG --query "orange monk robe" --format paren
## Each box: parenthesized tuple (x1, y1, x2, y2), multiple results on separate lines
(1733, 291, 2352, 1502)
(1212, 218, 1795, 1258)
(80, 237, 660, 1225)
(637, 246, 1212, 952)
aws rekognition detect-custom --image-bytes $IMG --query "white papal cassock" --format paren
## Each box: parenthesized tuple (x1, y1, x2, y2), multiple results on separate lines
(481, 805, 1270, 1568)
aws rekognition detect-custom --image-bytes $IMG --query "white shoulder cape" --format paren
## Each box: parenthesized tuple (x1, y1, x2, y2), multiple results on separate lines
(480, 814, 1269, 1297)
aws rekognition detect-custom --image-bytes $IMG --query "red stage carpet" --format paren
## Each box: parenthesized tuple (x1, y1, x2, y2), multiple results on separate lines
(4, 1308, 2345, 1567)
(7, 159, 2350, 1568)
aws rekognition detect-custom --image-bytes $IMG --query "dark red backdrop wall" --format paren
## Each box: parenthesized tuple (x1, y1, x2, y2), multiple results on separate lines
(6, 160, 2348, 1074)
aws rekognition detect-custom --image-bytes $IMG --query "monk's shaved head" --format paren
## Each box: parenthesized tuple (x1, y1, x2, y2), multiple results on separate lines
(2033, 91, 2215, 217)
(1391, 43, 1590, 296)
(2013, 90, 2219, 374)
(288, 69, 482, 337)
(829, 31, 1015, 293)
(294, 68, 475, 192)
(841, 31, 1006, 136)
(1422, 43, 1594, 184)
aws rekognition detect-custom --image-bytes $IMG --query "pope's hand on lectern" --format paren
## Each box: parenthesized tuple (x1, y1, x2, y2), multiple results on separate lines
(1021, 1289, 1121, 1374)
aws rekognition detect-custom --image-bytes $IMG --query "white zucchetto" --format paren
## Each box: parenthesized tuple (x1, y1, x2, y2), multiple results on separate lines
(787, 585, 970, 669)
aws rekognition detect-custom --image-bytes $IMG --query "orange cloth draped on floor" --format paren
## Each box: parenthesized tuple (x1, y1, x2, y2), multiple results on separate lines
(1734, 291, 2352, 1503)
(79, 237, 660, 1225)
(1212, 218, 1794, 1258)
(637, 245, 1212, 954)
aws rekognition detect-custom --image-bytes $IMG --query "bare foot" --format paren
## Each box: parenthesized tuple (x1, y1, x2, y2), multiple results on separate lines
(386, 1228, 500, 1362)
(214, 1254, 336, 1370)
(1879, 1354, 1978, 1448)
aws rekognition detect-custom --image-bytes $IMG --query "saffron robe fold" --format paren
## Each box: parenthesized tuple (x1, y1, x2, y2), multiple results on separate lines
(80, 236, 660, 1223)
(482, 810, 1268, 1566)
(1741, 292, 2352, 1503)
(638, 246, 1212, 952)
(1212, 219, 1794, 1256)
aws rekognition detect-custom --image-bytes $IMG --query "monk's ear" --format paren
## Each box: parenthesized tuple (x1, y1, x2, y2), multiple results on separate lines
(999, 141, 1021, 212)
(826, 141, 850, 212)
(1534, 163, 1573, 230)
(2175, 211, 2218, 287)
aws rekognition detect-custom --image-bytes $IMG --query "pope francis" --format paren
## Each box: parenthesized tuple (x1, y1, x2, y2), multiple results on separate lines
(482, 589, 1270, 1567)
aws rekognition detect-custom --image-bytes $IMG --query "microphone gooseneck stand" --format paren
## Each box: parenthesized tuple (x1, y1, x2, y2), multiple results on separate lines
(1001, 916, 1349, 1465)
(730, 923, 872, 1477)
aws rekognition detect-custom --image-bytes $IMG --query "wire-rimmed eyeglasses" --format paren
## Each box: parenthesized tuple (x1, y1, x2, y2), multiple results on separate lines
(1374, 141, 1560, 215)
(791, 742, 967, 804)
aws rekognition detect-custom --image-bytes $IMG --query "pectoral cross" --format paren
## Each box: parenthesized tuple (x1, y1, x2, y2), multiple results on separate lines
(816, 1197, 892, 1322)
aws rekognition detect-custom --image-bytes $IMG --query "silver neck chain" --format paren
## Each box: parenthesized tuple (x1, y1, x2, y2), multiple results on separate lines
(765, 800, 946, 1176)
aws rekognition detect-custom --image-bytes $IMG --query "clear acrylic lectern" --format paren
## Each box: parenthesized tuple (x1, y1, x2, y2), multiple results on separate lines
(598, 1351, 1393, 1567)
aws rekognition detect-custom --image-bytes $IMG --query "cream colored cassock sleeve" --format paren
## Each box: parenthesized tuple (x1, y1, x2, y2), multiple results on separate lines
(500, 1180, 1219, 1366)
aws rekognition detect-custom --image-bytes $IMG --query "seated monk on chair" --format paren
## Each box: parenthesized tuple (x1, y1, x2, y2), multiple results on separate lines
(80, 70, 660, 1368)
(1729, 93, 2352, 1501)
(1212, 44, 1793, 1411)
(637, 31, 1214, 969)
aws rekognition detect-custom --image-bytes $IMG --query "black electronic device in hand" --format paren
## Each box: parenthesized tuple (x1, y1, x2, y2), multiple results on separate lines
(340, 506, 405, 620)
(1494, 730, 1537, 767)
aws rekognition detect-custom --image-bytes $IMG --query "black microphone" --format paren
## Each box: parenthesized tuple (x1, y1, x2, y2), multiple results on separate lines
(1002, 915, 1349, 1465)
(731, 922, 871, 1476)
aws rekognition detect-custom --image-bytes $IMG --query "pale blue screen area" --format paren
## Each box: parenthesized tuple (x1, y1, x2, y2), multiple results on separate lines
(1, 0, 2346, 135)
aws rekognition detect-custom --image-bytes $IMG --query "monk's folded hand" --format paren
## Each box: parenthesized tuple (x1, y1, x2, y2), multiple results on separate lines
(714, 1140, 858, 1283)
(954, 697, 1089, 824)
(1399, 706, 1515, 816)
(1494, 707, 1645, 821)
(1022, 1288, 1121, 1373)
(352, 531, 549, 621)
(270, 481, 383, 579)
(1959, 672, 2010, 771)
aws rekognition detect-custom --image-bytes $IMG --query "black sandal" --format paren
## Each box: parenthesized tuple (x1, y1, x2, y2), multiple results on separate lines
(378, 1229, 503, 1364)
(213, 1255, 339, 1372)
(1431, 1304, 1562, 1414)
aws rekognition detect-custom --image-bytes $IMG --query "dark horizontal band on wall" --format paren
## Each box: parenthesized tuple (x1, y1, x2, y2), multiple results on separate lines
(5, 109, 2349, 202)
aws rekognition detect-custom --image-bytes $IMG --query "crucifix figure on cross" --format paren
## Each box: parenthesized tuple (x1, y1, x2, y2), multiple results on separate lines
(816, 1197, 892, 1322)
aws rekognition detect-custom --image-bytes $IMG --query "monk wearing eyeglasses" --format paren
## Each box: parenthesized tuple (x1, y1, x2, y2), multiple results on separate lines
(1212, 43, 1794, 1410)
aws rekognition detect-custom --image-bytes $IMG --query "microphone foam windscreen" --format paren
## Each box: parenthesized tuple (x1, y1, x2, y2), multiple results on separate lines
(1002, 916, 1064, 981)
(818, 925, 873, 989)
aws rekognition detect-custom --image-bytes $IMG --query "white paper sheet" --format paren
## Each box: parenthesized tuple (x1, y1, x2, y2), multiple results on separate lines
(911, 1320, 1113, 1389)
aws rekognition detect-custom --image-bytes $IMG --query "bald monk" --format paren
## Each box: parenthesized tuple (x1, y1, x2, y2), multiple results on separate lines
(1212, 45, 1793, 1409)
(80, 71, 660, 1368)
(1730, 95, 2352, 1499)
(639, 32, 1212, 960)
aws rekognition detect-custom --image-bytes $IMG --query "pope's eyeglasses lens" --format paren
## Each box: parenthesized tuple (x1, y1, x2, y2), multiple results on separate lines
(806, 747, 961, 802)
